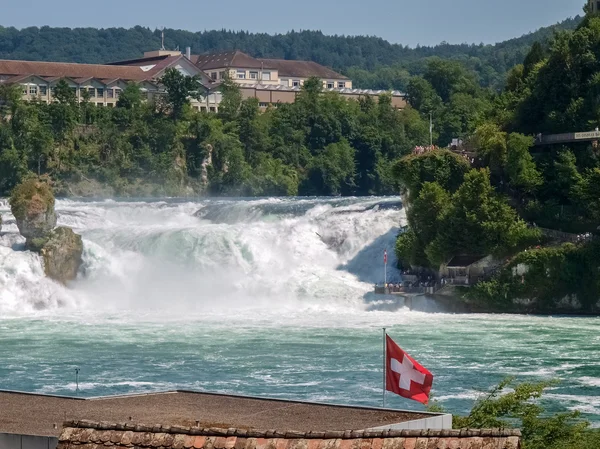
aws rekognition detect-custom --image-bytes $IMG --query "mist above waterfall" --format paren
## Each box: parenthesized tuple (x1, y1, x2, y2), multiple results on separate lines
(0, 197, 403, 316)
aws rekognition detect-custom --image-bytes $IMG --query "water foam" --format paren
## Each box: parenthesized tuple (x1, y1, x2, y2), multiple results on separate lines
(0, 197, 404, 316)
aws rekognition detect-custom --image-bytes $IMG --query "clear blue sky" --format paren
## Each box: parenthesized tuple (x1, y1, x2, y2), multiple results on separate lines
(1, 0, 585, 47)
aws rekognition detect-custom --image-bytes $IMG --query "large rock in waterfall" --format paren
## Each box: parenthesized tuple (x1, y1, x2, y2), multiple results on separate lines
(9, 176, 57, 251)
(40, 226, 83, 285)
(10, 176, 84, 284)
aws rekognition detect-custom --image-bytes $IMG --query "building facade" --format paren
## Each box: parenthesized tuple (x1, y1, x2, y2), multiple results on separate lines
(0, 49, 406, 111)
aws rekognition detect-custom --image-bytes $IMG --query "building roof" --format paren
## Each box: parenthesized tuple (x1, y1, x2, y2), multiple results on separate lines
(57, 420, 521, 449)
(0, 390, 436, 438)
(446, 255, 485, 268)
(194, 51, 274, 71)
(107, 54, 174, 67)
(239, 83, 404, 97)
(257, 59, 348, 80)
(0, 59, 153, 82)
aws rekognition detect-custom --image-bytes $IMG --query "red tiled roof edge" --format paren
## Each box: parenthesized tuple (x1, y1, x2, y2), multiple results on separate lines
(61, 420, 521, 439)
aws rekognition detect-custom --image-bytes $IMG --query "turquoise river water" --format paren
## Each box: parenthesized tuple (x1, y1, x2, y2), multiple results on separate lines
(0, 197, 598, 422)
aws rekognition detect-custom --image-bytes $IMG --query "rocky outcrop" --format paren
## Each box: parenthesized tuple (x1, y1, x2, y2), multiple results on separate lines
(10, 176, 84, 285)
(40, 227, 83, 285)
(9, 177, 57, 251)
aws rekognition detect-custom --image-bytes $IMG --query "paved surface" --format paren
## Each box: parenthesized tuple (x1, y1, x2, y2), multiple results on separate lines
(0, 390, 431, 437)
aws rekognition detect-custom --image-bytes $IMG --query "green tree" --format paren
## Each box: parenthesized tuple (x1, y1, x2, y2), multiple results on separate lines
(218, 74, 243, 122)
(427, 169, 539, 265)
(160, 68, 202, 119)
(506, 133, 543, 193)
(53, 79, 77, 106)
(393, 150, 471, 200)
(117, 82, 143, 110)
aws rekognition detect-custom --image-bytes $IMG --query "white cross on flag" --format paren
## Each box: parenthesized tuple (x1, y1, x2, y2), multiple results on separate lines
(386, 334, 433, 404)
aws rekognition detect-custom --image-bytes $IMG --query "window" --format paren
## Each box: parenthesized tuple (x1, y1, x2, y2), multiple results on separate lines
(211, 72, 217, 80)
(21, 86, 27, 95)
(280, 79, 288, 86)
(115, 88, 121, 98)
(262, 71, 271, 81)
(39, 85, 47, 96)
(259, 102, 268, 108)
(219, 71, 225, 79)
(107, 103, 114, 108)
(97, 88, 104, 97)
(107, 89, 114, 98)
(88, 88, 96, 98)
(292, 80, 300, 87)
(200, 106, 207, 112)
(209, 106, 216, 112)
(141, 91, 149, 100)
(29, 85, 38, 95)
(249, 71, 258, 80)
(236, 70, 246, 79)
(338, 81, 345, 88)
(326, 82, 334, 89)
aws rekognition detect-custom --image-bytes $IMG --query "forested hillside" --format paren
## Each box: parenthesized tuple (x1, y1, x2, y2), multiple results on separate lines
(394, 13, 600, 313)
(0, 15, 581, 90)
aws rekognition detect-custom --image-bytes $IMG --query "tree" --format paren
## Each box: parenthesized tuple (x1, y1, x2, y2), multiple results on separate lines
(160, 68, 202, 119)
(506, 133, 543, 193)
(53, 79, 77, 106)
(0, 84, 22, 119)
(117, 82, 143, 110)
(218, 74, 243, 122)
(303, 139, 355, 195)
(448, 378, 600, 449)
(427, 169, 539, 265)
(406, 77, 443, 115)
(393, 150, 471, 200)
(423, 58, 479, 103)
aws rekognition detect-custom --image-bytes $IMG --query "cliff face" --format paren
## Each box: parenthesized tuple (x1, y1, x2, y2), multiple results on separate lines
(40, 227, 83, 285)
(9, 176, 83, 285)
(9, 177, 57, 251)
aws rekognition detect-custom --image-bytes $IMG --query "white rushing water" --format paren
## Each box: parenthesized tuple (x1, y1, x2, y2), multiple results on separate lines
(0, 197, 403, 315)
(0, 197, 599, 422)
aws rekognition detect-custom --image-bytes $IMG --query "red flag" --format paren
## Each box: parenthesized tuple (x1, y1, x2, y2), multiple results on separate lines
(384, 250, 387, 264)
(386, 335, 433, 404)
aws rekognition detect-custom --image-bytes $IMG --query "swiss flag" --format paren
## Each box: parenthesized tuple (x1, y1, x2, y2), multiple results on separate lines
(386, 335, 433, 404)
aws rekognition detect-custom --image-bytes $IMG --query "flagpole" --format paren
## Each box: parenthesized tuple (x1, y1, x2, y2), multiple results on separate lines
(384, 250, 387, 288)
(382, 327, 386, 408)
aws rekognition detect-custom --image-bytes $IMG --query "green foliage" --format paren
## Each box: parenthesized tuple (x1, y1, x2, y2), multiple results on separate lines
(450, 378, 598, 449)
(393, 150, 471, 200)
(506, 133, 542, 193)
(0, 72, 429, 197)
(218, 74, 243, 122)
(427, 169, 540, 265)
(117, 83, 143, 110)
(469, 240, 600, 312)
(159, 68, 203, 119)
(53, 79, 77, 106)
(9, 175, 55, 221)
